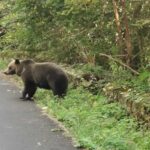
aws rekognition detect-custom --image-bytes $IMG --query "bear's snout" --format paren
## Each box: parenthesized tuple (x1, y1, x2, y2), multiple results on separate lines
(3, 70, 8, 75)
(3, 70, 15, 75)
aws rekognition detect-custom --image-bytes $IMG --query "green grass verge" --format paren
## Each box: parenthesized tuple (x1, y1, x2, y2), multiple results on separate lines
(35, 87, 150, 150)
(0, 59, 8, 70)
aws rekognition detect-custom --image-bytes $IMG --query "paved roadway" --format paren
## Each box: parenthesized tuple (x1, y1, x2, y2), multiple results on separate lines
(0, 75, 78, 150)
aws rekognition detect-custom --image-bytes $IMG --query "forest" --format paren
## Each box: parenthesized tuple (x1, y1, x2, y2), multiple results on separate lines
(0, 0, 150, 150)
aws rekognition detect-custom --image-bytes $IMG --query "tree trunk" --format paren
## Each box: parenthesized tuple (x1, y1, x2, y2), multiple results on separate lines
(121, 0, 132, 66)
(112, 0, 123, 49)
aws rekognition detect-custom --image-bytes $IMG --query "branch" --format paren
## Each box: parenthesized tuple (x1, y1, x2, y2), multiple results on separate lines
(99, 53, 139, 75)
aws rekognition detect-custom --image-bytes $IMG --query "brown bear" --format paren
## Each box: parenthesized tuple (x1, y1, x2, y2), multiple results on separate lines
(4, 59, 68, 100)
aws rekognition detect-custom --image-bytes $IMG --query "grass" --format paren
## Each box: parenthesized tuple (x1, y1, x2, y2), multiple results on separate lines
(35, 87, 150, 150)
(0, 59, 8, 70)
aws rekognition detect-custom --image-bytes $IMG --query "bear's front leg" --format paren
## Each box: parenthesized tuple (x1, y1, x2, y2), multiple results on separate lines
(27, 85, 37, 100)
(20, 82, 33, 100)
(20, 82, 37, 100)
(20, 85, 28, 100)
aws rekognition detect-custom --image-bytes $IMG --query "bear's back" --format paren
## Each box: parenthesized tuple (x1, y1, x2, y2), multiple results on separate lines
(31, 62, 67, 84)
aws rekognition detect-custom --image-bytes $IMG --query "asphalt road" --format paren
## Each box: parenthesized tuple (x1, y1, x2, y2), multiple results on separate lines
(0, 75, 78, 150)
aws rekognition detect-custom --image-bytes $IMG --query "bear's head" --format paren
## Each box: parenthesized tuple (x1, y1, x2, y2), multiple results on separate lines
(4, 59, 21, 75)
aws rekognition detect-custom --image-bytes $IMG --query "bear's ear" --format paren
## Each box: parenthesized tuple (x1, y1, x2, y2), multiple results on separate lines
(15, 59, 20, 64)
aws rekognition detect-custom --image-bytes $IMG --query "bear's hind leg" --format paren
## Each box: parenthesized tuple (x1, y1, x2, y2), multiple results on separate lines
(50, 81, 67, 98)
(55, 77, 68, 98)
(47, 76, 68, 98)
(47, 80, 59, 97)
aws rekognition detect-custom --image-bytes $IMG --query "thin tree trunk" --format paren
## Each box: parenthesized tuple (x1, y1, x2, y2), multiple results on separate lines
(112, 0, 123, 48)
(121, 0, 132, 66)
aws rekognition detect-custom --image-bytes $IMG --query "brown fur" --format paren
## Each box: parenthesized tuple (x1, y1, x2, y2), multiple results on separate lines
(4, 59, 68, 100)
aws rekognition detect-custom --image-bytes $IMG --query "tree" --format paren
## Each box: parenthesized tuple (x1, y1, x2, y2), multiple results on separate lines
(112, 0, 132, 67)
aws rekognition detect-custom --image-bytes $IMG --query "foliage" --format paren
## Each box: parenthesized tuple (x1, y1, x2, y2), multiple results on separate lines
(131, 71, 150, 92)
(0, 0, 116, 64)
(1, 0, 149, 67)
(109, 61, 150, 93)
(0, 59, 7, 70)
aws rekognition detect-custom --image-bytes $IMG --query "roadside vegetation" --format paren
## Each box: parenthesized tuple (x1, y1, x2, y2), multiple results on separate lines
(0, 0, 150, 149)
(36, 87, 150, 150)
